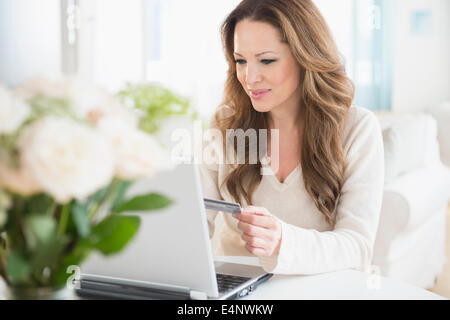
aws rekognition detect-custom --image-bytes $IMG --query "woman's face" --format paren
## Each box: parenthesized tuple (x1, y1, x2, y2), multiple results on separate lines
(234, 19, 302, 114)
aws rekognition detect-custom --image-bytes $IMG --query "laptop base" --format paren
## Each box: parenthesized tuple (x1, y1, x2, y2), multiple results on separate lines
(76, 273, 272, 300)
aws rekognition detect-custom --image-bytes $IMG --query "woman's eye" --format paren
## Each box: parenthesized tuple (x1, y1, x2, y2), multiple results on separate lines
(234, 59, 276, 65)
(261, 59, 276, 65)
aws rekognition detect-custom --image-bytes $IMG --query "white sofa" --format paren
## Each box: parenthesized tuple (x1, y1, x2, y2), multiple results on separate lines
(428, 101, 450, 168)
(373, 112, 450, 288)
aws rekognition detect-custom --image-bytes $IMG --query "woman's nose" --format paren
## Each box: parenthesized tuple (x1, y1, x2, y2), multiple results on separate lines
(245, 65, 263, 85)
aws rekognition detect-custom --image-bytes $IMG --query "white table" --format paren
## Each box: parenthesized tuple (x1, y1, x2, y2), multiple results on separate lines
(215, 256, 445, 300)
(0, 257, 445, 300)
(242, 271, 444, 300)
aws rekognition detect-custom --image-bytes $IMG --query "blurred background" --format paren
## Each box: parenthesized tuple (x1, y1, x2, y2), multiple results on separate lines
(1, 0, 450, 298)
(1, 0, 449, 119)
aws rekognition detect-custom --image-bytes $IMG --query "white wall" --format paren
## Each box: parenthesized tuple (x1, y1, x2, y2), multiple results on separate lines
(147, 0, 354, 119)
(392, 0, 450, 113)
(73, 0, 356, 119)
(81, 0, 145, 93)
(145, 0, 241, 119)
(0, 0, 61, 87)
(4, 0, 447, 114)
(314, 0, 354, 78)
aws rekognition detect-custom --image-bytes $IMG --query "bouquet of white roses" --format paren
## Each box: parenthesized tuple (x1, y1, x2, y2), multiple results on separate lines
(0, 75, 173, 296)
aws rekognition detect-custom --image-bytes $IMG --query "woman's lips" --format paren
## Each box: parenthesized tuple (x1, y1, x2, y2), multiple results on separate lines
(250, 89, 271, 100)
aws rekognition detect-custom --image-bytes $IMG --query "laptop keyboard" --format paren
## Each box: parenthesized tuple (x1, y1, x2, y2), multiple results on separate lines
(216, 273, 251, 294)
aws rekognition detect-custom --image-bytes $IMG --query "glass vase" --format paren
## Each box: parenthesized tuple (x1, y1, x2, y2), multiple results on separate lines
(5, 285, 72, 300)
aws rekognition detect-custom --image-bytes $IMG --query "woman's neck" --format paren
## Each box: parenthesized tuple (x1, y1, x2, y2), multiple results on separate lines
(267, 89, 303, 133)
(267, 105, 303, 135)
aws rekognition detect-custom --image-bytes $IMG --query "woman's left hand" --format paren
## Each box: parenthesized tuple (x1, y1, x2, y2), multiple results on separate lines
(233, 206, 282, 257)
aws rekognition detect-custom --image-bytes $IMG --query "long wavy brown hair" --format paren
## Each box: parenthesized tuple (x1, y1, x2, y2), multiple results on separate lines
(215, 0, 355, 226)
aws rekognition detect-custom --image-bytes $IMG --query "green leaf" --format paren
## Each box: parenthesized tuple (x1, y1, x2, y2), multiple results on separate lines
(118, 83, 196, 134)
(0, 210, 7, 231)
(88, 185, 109, 203)
(27, 95, 75, 121)
(30, 235, 68, 275)
(71, 202, 91, 237)
(23, 215, 57, 250)
(6, 251, 31, 285)
(110, 180, 133, 210)
(53, 244, 92, 287)
(87, 215, 140, 255)
(26, 193, 53, 215)
(113, 193, 173, 213)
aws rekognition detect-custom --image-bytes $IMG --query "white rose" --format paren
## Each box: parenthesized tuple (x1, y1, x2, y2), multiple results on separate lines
(67, 77, 140, 126)
(19, 117, 115, 203)
(14, 75, 141, 127)
(81, 96, 141, 128)
(13, 74, 70, 100)
(0, 160, 42, 196)
(0, 85, 31, 134)
(98, 118, 173, 180)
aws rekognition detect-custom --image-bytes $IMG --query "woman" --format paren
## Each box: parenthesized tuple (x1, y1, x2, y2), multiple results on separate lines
(200, 0, 384, 275)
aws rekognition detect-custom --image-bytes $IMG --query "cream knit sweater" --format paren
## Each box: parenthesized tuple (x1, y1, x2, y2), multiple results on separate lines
(199, 106, 385, 275)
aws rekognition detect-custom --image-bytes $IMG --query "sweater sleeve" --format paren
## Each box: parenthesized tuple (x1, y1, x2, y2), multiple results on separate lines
(259, 109, 385, 275)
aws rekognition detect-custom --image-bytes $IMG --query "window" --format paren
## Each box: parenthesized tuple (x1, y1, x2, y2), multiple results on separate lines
(0, 0, 61, 87)
(77, 0, 146, 92)
(1, 0, 391, 115)
(352, 0, 394, 111)
(143, 0, 242, 119)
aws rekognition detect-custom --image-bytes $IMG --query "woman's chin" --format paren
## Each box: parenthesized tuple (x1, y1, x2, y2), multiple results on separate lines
(251, 102, 273, 113)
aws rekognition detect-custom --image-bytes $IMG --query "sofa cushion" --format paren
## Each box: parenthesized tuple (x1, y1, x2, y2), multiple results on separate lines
(381, 164, 450, 233)
(373, 163, 450, 269)
(378, 113, 440, 184)
(382, 127, 402, 184)
(428, 101, 450, 167)
(373, 208, 447, 288)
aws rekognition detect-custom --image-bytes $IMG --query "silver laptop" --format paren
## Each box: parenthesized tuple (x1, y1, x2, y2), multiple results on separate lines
(76, 163, 272, 300)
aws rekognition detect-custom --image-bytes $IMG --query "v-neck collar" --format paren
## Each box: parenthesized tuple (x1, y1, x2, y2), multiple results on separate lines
(261, 155, 302, 190)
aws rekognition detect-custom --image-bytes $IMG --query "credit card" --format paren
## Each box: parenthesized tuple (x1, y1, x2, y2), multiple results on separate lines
(203, 198, 242, 214)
